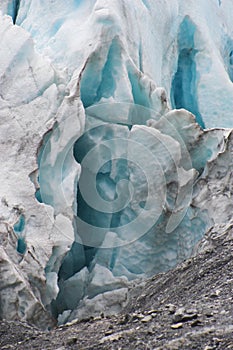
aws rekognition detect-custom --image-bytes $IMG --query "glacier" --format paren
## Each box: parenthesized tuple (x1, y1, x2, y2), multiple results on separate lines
(0, 0, 233, 328)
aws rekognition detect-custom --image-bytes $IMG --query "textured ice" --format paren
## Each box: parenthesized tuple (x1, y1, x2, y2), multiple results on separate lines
(0, 0, 233, 327)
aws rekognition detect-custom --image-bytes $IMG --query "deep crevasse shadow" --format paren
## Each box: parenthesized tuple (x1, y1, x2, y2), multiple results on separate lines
(171, 17, 205, 129)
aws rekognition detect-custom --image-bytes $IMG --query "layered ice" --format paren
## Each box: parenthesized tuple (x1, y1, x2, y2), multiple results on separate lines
(0, 0, 233, 328)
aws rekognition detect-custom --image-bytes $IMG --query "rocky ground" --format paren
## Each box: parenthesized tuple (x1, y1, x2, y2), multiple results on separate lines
(0, 222, 232, 350)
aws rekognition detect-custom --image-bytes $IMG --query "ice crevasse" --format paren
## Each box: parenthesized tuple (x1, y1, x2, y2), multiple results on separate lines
(0, 0, 232, 328)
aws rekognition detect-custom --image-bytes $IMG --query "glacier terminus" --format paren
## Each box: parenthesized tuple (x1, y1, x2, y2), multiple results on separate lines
(0, 0, 232, 328)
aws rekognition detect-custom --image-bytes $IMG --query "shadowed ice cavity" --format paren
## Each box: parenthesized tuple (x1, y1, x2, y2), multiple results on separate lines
(171, 17, 205, 128)
(13, 214, 27, 255)
(7, 0, 20, 24)
(80, 38, 122, 108)
(222, 37, 233, 83)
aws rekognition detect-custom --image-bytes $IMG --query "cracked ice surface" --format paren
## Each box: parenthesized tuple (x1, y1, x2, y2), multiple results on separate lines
(0, 0, 233, 327)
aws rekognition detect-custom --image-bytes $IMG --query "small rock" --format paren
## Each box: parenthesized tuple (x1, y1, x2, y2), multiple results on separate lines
(210, 289, 221, 298)
(204, 310, 214, 317)
(173, 307, 185, 322)
(186, 308, 197, 314)
(63, 318, 79, 327)
(93, 316, 102, 321)
(141, 315, 152, 323)
(100, 330, 134, 344)
(191, 319, 202, 327)
(174, 307, 185, 315)
(100, 333, 122, 343)
(173, 307, 197, 323)
(156, 334, 163, 340)
(132, 313, 145, 320)
(105, 330, 114, 336)
(117, 314, 130, 325)
(181, 313, 198, 322)
(137, 313, 146, 319)
(148, 309, 158, 315)
(213, 337, 221, 345)
(171, 322, 183, 329)
(147, 326, 154, 335)
(165, 304, 176, 314)
(132, 319, 139, 323)
(66, 337, 78, 345)
(220, 309, 227, 315)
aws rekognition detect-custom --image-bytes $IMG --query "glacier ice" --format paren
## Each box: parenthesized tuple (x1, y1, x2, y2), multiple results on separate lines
(0, 0, 233, 328)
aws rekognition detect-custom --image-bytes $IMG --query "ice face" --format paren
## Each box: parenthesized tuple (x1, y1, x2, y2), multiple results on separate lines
(3, 0, 233, 127)
(45, 106, 231, 319)
(0, 0, 233, 327)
